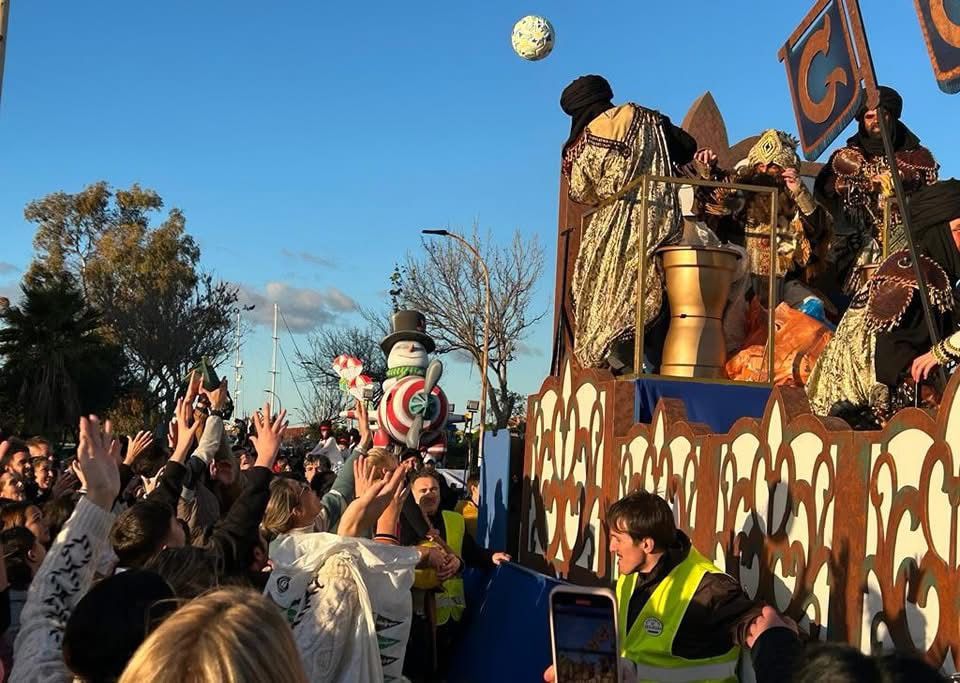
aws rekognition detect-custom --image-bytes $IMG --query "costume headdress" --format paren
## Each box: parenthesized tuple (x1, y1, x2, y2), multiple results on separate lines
(747, 129, 801, 170)
(856, 85, 903, 121)
(560, 75, 615, 153)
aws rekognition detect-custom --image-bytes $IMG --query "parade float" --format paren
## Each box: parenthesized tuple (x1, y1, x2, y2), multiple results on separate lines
(518, 15, 960, 669)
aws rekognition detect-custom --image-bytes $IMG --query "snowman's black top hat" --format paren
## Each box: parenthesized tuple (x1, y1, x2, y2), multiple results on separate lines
(380, 310, 436, 354)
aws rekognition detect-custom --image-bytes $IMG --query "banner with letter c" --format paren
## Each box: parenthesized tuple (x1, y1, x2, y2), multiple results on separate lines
(914, 0, 960, 94)
(779, 0, 864, 161)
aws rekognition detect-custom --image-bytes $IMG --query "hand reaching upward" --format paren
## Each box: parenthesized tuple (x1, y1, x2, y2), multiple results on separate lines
(124, 430, 154, 466)
(169, 396, 197, 462)
(77, 415, 120, 511)
(355, 400, 372, 449)
(250, 401, 287, 468)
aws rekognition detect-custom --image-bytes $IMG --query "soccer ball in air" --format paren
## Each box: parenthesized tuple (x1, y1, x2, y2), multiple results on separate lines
(511, 15, 555, 61)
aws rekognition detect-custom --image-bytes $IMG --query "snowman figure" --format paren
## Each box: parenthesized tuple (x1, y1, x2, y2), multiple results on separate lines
(381, 310, 434, 393)
(375, 310, 449, 457)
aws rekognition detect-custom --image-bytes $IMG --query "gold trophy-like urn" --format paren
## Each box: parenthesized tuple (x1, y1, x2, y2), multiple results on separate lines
(657, 245, 740, 378)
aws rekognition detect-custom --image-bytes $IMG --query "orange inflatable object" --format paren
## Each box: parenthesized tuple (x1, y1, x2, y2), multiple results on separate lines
(726, 300, 833, 386)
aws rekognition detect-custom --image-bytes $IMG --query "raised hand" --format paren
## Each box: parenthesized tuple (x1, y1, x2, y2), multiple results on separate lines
(355, 399, 372, 449)
(249, 401, 287, 468)
(386, 461, 413, 514)
(694, 148, 718, 169)
(170, 396, 197, 462)
(353, 455, 373, 500)
(782, 167, 802, 194)
(70, 460, 87, 491)
(125, 430, 154, 466)
(375, 461, 413, 538)
(343, 460, 412, 538)
(78, 415, 121, 511)
(185, 370, 201, 406)
(359, 461, 409, 522)
(51, 467, 79, 499)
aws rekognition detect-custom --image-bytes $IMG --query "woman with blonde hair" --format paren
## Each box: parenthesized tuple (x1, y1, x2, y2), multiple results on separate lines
(261, 476, 325, 542)
(119, 587, 307, 683)
(262, 445, 407, 549)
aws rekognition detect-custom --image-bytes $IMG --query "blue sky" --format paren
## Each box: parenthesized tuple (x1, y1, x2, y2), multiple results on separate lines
(1, 1, 956, 421)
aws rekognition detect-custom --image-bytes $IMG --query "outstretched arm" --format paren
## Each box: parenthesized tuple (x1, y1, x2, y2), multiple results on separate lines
(206, 402, 285, 574)
(11, 416, 120, 683)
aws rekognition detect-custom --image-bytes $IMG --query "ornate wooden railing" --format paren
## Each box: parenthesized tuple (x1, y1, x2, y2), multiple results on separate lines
(521, 361, 960, 672)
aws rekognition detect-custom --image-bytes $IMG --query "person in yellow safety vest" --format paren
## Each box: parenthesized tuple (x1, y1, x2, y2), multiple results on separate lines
(401, 469, 511, 681)
(547, 490, 802, 683)
(455, 474, 480, 540)
(609, 490, 800, 682)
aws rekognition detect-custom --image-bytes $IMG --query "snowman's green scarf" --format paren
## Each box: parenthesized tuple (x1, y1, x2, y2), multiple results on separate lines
(386, 366, 426, 381)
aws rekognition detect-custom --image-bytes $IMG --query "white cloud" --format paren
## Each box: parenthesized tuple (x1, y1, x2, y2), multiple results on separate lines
(515, 341, 545, 358)
(237, 282, 358, 333)
(0, 262, 19, 276)
(280, 249, 336, 269)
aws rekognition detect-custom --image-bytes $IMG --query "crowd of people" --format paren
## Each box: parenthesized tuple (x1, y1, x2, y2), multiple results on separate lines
(3, 388, 944, 683)
(0, 380, 949, 682)
(0, 371, 509, 682)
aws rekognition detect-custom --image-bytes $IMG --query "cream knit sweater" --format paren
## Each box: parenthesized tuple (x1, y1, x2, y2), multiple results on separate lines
(10, 497, 115, 683)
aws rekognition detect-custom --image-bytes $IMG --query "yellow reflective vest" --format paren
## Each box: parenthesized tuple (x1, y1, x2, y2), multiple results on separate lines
(434, 510, 466, 626)
(616, 547, 740, 682)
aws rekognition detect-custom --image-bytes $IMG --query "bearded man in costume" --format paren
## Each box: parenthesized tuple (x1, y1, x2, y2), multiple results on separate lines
(693, 130, 832, 311)
(815, 86, 939, 294)
(561, 75, 697, 373)
(807, 180, 960, 427)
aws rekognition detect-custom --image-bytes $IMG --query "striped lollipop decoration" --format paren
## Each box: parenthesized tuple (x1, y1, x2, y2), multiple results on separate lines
(348, 373, 373, 401)
(376, 374, 449, 447)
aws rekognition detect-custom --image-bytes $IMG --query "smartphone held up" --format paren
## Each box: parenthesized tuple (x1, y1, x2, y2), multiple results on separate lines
(549, 586, 620, 683)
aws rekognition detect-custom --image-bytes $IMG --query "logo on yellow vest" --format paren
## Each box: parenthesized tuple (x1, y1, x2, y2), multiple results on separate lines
(643, 617, 664, 636)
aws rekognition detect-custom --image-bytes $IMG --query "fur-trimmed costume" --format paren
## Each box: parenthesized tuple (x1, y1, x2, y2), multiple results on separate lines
(814, 87, 939, 292)
(807, 181, 960, 425)
(806, 250, 953, 422)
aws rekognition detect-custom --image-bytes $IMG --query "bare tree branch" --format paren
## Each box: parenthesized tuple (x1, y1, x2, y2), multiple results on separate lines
(401, 225, 545, 428)
(297, 322, 388, 423)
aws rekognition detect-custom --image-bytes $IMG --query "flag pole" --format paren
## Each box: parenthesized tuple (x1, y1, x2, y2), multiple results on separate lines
(845, 0, 947, 386)
(0, 0, 10, 111)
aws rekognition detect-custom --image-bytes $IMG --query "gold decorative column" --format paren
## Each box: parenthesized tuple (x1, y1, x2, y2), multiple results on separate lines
(657, 246, 740, 378)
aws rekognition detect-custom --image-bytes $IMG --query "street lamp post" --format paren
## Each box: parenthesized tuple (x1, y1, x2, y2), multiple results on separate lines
(422, 229, 491, 476)
(263, 390, 283, 414)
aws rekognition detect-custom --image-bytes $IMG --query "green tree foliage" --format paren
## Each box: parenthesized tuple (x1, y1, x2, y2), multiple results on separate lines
(0, 273, 122, 437)
(23, 182, 237, 424)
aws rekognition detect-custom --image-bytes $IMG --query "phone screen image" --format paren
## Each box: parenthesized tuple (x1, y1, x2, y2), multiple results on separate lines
(552, 591, 619, 683)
